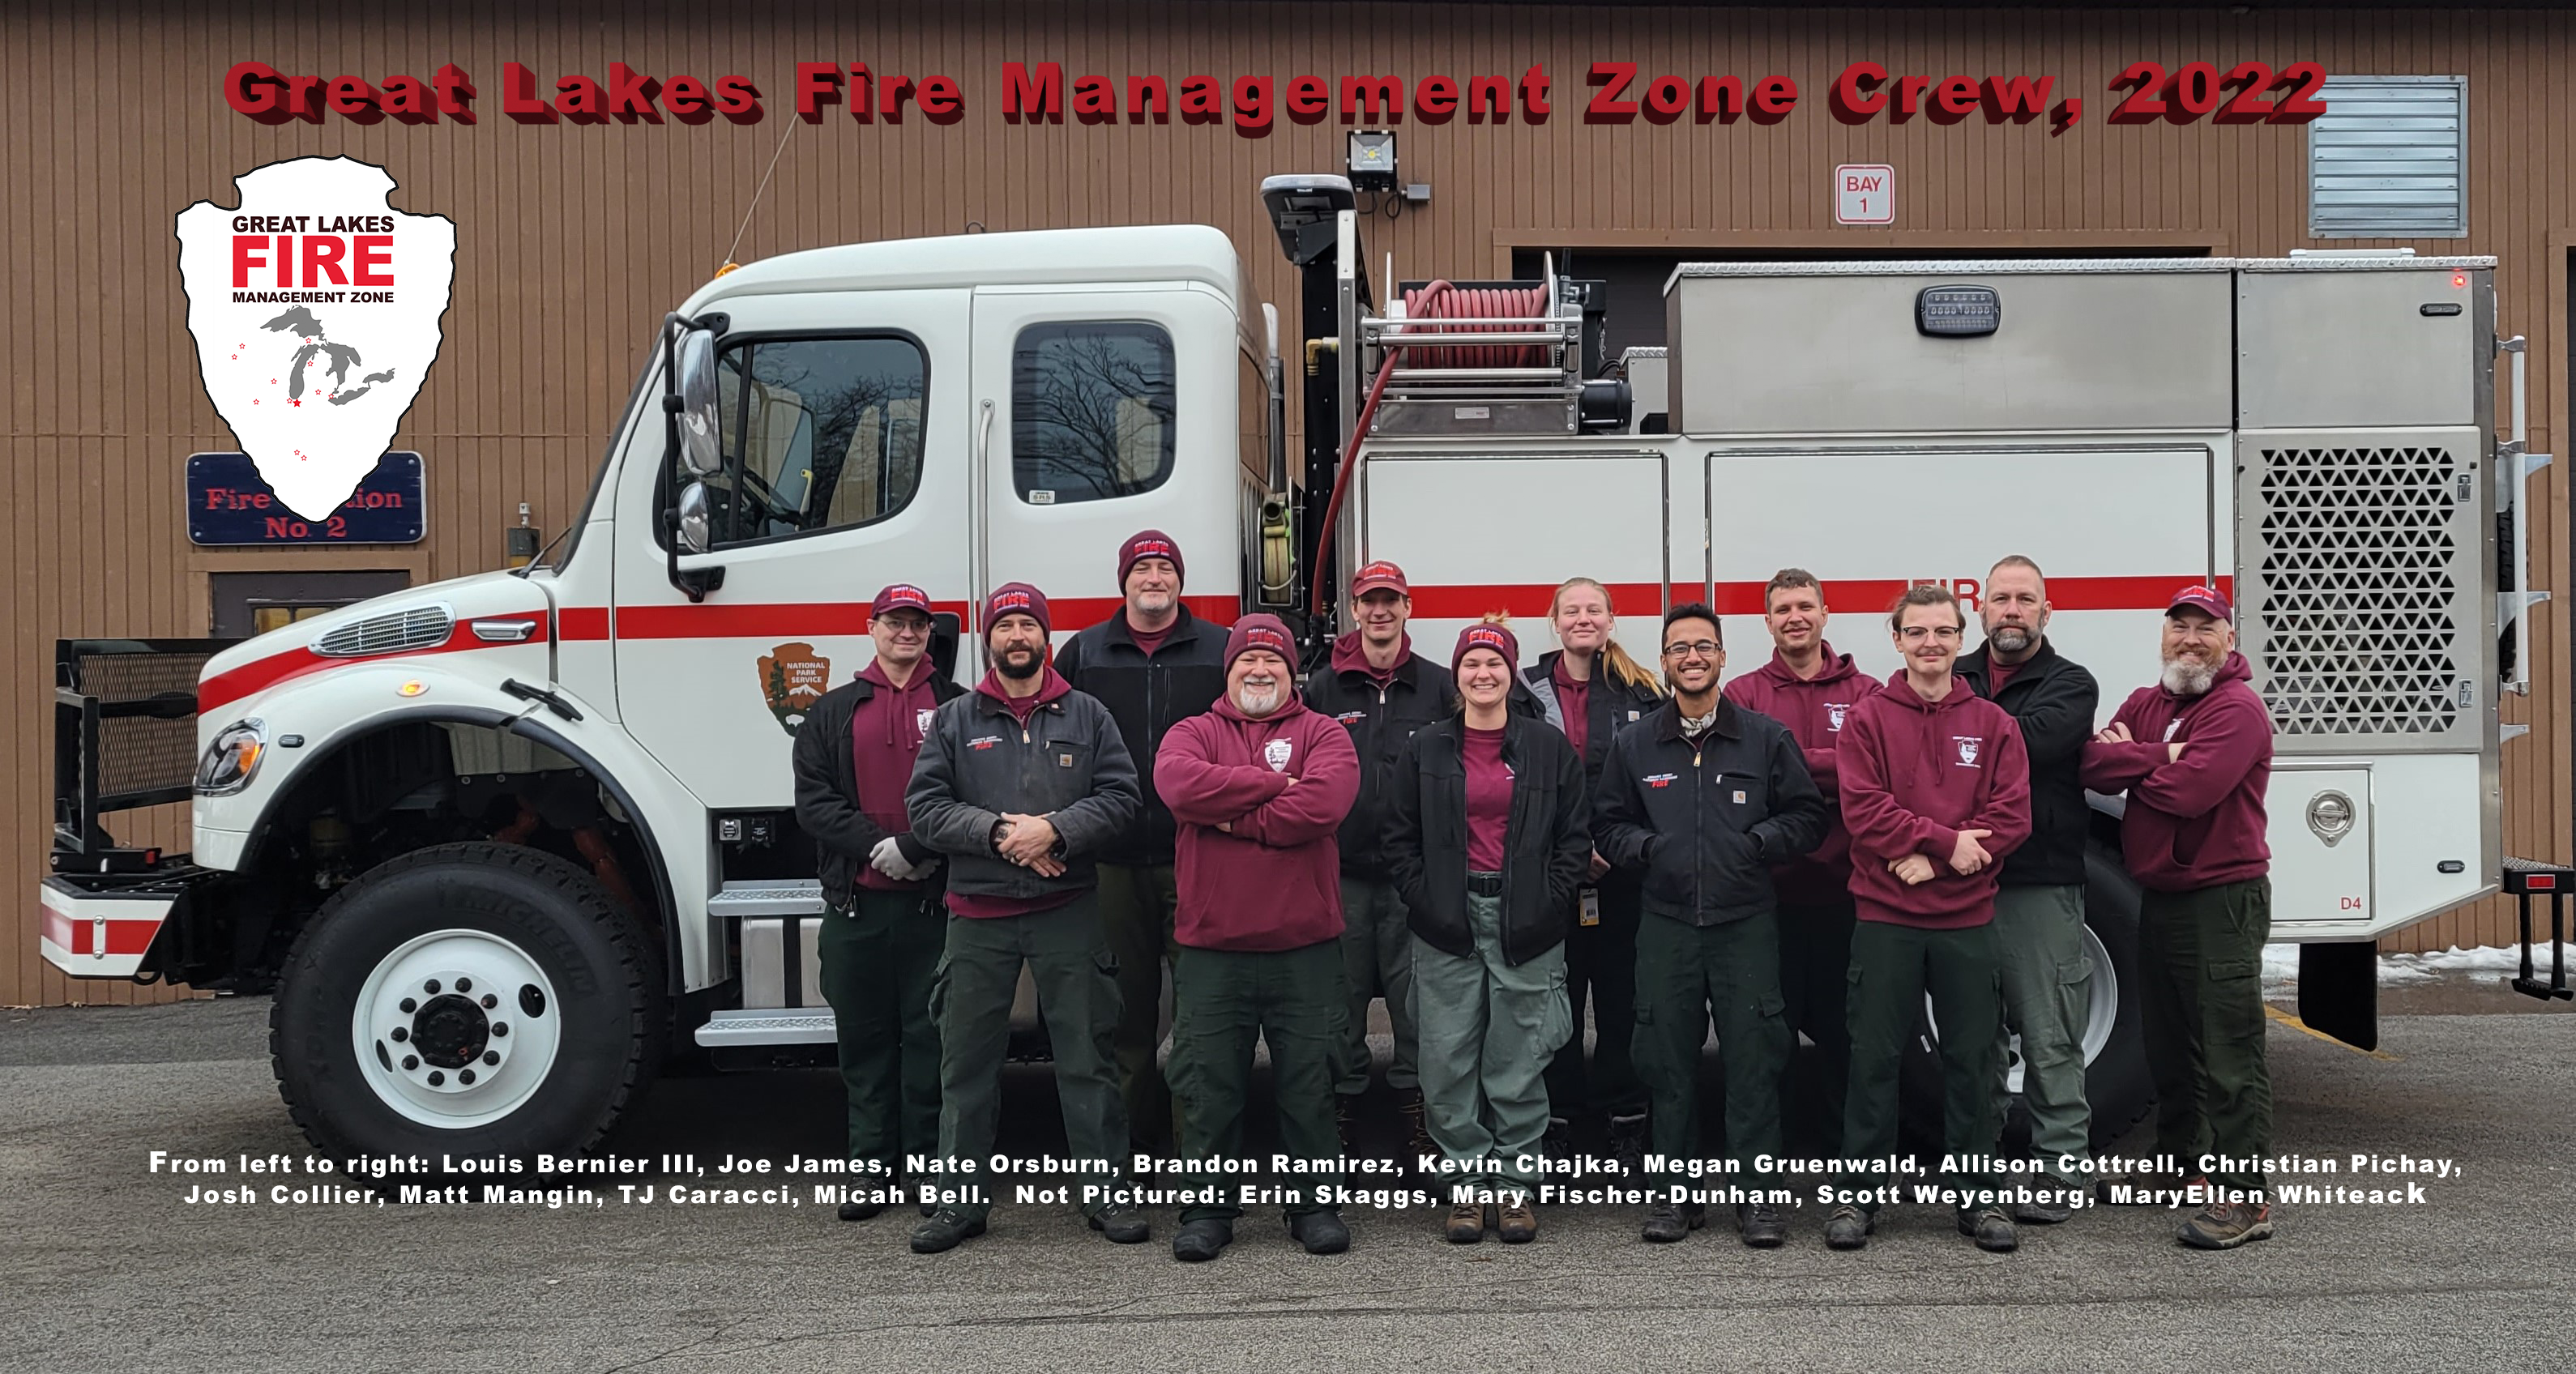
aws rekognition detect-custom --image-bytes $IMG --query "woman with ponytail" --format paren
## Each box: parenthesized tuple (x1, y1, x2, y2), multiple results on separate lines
(1521, 578, 1664, 1174)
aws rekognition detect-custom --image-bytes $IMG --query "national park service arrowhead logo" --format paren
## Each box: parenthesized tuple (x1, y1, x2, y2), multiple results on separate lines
(175, 156, 455, 519)
(758, 642, 832, 735)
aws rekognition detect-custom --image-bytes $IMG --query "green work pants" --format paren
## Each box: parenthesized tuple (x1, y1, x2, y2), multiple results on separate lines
(1632, 909, 1790, 1187)
(1411, 889, 1571, 1193)
(1334, 873, 1420, 1095)
(2138, 877, 2274, 1194)
(930, 892, 1128, 1223)
(817, 889, 945, 1170)
(1990, 883, 2094, 1180)
(1167, 941, 1349, 1221)
(1839, 918, 2004, 1217)
(1096, 862, 1181, 1151)
(1777, 894, 1858, 1157)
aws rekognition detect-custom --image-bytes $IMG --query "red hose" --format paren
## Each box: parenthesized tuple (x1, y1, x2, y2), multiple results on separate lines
(1309, 279, 1553, 618)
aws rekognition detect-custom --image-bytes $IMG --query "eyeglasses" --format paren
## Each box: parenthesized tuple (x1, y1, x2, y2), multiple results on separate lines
(1897, 625, 1962, 642)
(1660, 640, 1721, 659)
(877, 617, 932, 638)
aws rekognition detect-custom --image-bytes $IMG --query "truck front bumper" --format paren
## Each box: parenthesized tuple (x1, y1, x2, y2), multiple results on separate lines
(38, 865, 212, 980)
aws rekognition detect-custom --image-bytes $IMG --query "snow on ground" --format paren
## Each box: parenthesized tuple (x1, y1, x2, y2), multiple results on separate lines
(2262, 942, 2555, 990)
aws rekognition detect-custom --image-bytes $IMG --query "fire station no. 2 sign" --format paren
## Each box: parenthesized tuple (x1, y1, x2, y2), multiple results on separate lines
(187, 451, 425, 545)
(1836, 164, 1895, 224)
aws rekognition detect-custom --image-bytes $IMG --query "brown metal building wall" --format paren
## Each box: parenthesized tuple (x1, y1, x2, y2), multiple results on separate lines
(4, 2, 2570, 1005)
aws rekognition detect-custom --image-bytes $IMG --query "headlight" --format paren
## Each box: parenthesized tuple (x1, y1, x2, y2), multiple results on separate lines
(195, 719, 267, 796)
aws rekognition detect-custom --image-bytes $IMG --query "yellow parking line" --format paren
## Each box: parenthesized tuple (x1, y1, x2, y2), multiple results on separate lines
(2264, 1002, 2399, 1060)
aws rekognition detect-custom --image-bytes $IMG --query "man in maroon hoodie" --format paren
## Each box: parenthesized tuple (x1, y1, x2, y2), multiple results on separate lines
(1827, 585, 2031, 1255)
(1723, 567, 1881, 1156)
(2080, 585, 2277, 1251)
(1155, 614, 1361, 1262)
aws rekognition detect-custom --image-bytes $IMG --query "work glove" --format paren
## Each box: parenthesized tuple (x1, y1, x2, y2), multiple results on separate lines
(869, 835, 915, 879)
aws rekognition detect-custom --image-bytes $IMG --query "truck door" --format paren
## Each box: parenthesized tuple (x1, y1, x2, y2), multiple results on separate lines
(610, 289, 972, 809)
(968, 288, 1244, 658)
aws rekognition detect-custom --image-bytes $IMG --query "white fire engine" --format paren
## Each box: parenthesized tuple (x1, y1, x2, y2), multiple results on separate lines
(42, 174, 2565, 1163)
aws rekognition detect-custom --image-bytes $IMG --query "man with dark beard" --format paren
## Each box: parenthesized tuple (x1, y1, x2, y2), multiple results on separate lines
(904, 583, 1147, 1254)
(2082, 586, 2277, 1251)
(1955, 557, 2099, 1223)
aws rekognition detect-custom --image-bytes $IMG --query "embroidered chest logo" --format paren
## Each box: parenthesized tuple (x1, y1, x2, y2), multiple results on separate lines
(968, 734, 1003, 752)
(1263, 738, 1295, 771)
(1732, 790, 1747, 804)
(1826, 702, 1851, 732)
(1335, 710, 1368, 727)
(1954, 736, 1983, 767)
(1058, 751, 1076, 768)
(916, 707, 938, 743)
(1644, 772, 1678, 790)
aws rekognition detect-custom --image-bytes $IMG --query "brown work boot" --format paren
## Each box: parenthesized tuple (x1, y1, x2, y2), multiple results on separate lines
(1496, 1194, 1538, 1244)
(1443, 1198, 1488, 1244)
(2095, 1163, 2208, 1208)
(1400, 1091, 1438, 1167)
(2178, 1197, 2275, 1250)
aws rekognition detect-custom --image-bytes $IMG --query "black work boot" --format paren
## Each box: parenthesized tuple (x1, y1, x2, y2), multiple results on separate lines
(1737, 1198, 1787, 1248)
(1640, 1200, 1705, 1243)
(910, 1207, 986, 1254)
(1172, 1218, 1233, 1262)
(1288, 1209, 1352, 1255)
(1540, 1116, 1575, 1168)
(1823, 1205, 1873, 1251)
(1959, 1205, 2019, 1253)
(1089, 1203, 1151, 1244)
(837, 1197, 886, 1222)
(2015, 1177, 2078, 1225)
(1606, 1112, 1649, 1179)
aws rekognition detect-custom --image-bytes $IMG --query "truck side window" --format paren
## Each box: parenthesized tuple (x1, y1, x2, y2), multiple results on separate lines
(1010, 321, 1176, 505)
(710, 335, 927, 546)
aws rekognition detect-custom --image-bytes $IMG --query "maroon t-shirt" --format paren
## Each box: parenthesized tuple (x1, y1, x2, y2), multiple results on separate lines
(1464, 726, 1512, 873)
(1551, 657, 1591, 759)
(1986, 659, 2021, 696)
(1128, 619, 1173, 658)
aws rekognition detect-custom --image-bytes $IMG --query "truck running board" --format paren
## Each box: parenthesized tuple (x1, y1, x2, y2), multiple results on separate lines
(694, 1008, 837, 1047)
(2503, 856, 2575, 1001)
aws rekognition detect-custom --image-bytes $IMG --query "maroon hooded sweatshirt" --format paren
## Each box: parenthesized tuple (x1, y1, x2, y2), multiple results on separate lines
(944, 664, 1079, 920)
(1838, 671, 2032, 928)
(851, 659, 942, 892)
(2079, 651, 2273, 893)
(1723, 644, 1883, 903)
(1155, 692, 1361, 953)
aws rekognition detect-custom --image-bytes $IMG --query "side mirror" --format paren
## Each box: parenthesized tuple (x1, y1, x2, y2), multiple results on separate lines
(676, 481, 713, 554)
(674, 329, 722, 477)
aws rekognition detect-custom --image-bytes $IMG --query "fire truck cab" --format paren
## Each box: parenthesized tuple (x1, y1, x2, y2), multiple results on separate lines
(41, 176, 2554, 1165)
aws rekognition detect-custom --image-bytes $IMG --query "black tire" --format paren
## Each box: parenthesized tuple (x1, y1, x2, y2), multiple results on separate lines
(1895, 843, 2154, 1155)
(270, 842, 665, 1166)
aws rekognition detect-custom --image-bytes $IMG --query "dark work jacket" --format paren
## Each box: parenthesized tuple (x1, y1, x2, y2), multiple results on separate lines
(792, 669, 966, 909)
(1958, 638, 2100, 889)
(1385, 713, 1591, 967)
(904, 686, 1142, 904)
(1053, 608, 1229, 867)
(1592, 697, 1831, 928)
(1305, 648, 1456, 875)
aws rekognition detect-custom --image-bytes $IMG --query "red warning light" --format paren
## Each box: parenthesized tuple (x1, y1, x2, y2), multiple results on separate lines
(2452, 272, 2469, 288)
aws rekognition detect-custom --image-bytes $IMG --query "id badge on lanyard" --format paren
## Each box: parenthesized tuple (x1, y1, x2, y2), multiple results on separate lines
(1578, 887, 1601, 927)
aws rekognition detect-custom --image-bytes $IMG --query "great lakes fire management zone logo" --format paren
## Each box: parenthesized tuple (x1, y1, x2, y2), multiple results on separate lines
(759, 642, 831, 734)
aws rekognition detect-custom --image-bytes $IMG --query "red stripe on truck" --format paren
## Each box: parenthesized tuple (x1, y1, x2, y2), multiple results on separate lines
(1403, 576, 2232, 619)
(198, 614, 549, 715)
(41, 907, 161, 957)
(561, 595, 1237, 639)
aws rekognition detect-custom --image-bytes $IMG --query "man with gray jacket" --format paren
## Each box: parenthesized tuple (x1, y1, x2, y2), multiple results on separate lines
(904, 582, 1146, 1254)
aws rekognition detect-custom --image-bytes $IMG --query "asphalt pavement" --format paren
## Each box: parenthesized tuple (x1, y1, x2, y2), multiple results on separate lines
(1, 972, 2570, 1374)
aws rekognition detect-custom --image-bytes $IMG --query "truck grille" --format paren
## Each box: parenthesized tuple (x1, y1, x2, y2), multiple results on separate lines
(312, 604, 453, 658)
(2249, 442, 2467, 739)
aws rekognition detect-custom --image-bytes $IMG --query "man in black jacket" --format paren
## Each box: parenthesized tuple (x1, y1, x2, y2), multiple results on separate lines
(1304, 561, 1451, 1151)
(1051, 531, 1229, 1154)
(790, 584, 963, 1223)
(904, 582, 1147, 1254)
(1593, 604, 1829, 1248)
(1956, 557, 2100, 1223)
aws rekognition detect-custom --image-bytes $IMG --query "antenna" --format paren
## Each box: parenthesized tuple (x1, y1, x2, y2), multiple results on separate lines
(722, 118, 800, 271)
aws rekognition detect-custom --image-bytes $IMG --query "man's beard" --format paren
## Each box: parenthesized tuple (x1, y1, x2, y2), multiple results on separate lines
(1236, 682, 1283, 716)
(2161, 656, 2215, 696)
(1990, 626, 2033, 655)
(994, 645, 1044, 681)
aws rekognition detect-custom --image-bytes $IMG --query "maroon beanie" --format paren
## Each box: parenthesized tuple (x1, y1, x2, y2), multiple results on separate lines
(985, 582, 1051, 638)
(1452, 621, 1520, 677)
(1118, 530, 1185, 589)
(1224, 613, 1296, 671)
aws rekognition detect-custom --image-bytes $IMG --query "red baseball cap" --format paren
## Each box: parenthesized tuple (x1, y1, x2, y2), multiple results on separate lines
(1351, 561, 1410, 596)
(870, 584, 934, 621)
(2167, 584, 2232, 623)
